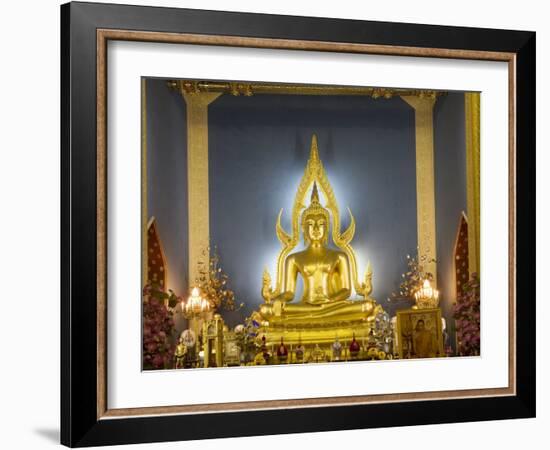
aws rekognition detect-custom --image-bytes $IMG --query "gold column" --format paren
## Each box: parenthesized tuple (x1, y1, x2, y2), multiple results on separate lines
(182, 92, 222, 285)
(401, 96, 438, 285)
(465, 93, 481, 276)
(141, 79, 148, 288)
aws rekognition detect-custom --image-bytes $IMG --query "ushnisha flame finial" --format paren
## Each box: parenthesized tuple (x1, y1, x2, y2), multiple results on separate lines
(310, 182, 320, 204)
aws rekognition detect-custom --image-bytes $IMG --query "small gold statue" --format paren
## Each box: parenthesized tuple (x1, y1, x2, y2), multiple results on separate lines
(173, 337, 187, 369)
(311, 344, 325, 363)
(332, 336, 343, 361)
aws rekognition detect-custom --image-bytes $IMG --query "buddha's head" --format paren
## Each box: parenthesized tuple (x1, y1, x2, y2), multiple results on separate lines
(301, 182, 330, 246)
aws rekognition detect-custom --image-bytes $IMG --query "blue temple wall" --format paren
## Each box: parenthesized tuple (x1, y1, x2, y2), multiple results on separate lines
(208, 93, 417, 325)
(145, 79, 189, 299)
(434, 92, 468, 349)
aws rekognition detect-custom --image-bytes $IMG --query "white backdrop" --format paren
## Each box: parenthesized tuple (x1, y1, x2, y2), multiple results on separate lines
(0, 0, 546, 449)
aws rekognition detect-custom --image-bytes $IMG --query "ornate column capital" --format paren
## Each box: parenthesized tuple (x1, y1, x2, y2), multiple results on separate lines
(181, 91, 223, 108)
(401, 94, 436, 111)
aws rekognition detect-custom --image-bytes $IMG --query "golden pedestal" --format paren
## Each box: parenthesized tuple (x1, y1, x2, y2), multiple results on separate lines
(257, 319, 374, 347)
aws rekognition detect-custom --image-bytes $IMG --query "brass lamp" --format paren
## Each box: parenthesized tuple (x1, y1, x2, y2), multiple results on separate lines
(181, 287, 212, 361)
(413, 279, 440, 309)
(183, 287, 211, 315)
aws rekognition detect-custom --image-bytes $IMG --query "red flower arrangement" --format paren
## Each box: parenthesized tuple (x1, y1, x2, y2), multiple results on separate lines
(453, 274, 481, 356)
(142, 283, 177, 370)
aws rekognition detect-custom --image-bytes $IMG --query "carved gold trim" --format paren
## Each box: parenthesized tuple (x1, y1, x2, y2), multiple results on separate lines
(96, 30, 107, 419)
(508, 57, 516, 392)
(168, 79, 444, 98)
(465, 92, 481, 275)
(401, 96, 438, 285)
(181, 92, 222, 285)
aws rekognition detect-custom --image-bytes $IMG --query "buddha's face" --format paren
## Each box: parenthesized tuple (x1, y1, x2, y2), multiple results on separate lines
(303, 213, 328, 244)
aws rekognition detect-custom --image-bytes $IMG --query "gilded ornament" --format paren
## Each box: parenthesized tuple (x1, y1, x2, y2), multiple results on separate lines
(251, 135, 387, 349)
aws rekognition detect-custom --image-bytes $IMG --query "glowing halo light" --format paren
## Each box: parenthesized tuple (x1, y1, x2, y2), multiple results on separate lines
(321, 170, 374, 298)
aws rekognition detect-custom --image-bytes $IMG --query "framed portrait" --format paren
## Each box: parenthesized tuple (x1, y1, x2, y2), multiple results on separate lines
(396, 309, 445, 359)
(61, 1, 536, 447)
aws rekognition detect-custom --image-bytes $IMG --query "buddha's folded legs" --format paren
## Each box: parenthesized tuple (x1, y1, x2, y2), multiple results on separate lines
(260, 299, 379, 323)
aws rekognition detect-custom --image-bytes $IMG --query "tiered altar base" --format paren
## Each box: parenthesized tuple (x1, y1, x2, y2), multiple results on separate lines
(258, 320, 373, 347)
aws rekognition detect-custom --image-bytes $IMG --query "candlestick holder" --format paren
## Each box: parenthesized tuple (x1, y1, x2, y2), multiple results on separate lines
(180, 287, 212, 363)
(413, 279, 440, 309)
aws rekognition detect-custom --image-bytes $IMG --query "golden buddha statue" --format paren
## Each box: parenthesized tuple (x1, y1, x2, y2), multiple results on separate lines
(259, 183, 377, 323)
(251, 135, 385, 348)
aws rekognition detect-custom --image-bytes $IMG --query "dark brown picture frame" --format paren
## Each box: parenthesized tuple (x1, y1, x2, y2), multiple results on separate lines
(61, 1, 535, 447)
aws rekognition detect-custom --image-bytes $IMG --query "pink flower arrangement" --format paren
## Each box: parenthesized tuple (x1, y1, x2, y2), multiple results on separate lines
(453, 274, 480, 356)
(142, 283, 176, 370)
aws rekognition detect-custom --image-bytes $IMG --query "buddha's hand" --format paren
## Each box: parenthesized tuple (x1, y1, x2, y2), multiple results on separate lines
(364, 301, 383, 321)
(259, 300, 284, 318)
(272, 300, 284, 317)
(361, 300, 375, 314)
(313, 287, 329, 303)
(312, 294, 329, 303)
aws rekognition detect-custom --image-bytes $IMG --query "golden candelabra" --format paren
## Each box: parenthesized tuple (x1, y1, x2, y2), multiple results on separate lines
(183, 287, 211, 315)
(181, 287, 212, 358)
(413, 279, 440, 309)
